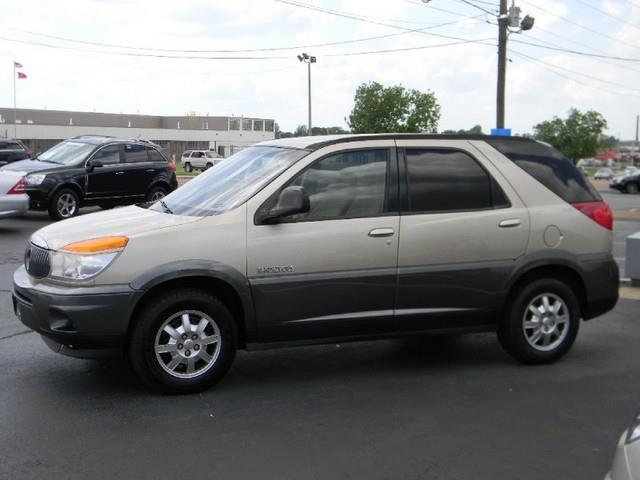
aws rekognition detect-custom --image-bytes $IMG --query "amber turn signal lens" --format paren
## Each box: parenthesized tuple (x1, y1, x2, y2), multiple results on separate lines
(62, 236, 129, 253)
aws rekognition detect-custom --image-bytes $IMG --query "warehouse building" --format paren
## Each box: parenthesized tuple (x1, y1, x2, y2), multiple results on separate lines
(0, 108, 276, 159)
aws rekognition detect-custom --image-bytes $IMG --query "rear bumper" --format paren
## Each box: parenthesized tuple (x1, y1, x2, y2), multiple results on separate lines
(0, 193, 29, 218)
(12, 266, 138, 355)
(581, 254, 619, 320)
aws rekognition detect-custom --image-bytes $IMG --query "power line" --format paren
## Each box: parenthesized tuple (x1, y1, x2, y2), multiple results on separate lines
(519, 0, 640, 53)
(511, 50, 640, 97)
(274, 0, 495, 46)
(0, 14, 484, 55)
(572, 0, 640, 32)
(324, 37, 495, 57)
(399, 0, 483, 19)
(510, 38, 640, 62)
(453, 0, 497, 16)
(511, 49, 640, 93)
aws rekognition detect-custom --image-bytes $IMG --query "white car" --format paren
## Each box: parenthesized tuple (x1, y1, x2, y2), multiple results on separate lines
(0, 169, 29, 218)
(180, 150, 222, 172)
(605, 411, 640, 479)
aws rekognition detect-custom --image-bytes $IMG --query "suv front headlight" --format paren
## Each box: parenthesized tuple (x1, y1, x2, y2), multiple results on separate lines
(25, 174, 46, 186)
(49, 236, 129, 281)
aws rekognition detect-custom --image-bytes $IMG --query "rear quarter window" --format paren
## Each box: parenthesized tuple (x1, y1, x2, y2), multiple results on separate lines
(487, 138, 600, 203)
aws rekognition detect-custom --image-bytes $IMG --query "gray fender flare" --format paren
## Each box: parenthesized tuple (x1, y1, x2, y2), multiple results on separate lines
(130, 260, 256, 338)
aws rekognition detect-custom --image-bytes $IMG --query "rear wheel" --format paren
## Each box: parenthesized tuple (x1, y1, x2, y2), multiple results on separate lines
(48, 188, 79, 221)
(146, 186, 168, 202)
(498, 278, 580, 364)
(625, 182, 639, 194)
(184, 162, 192, 173)
(129, 288, 237, 394)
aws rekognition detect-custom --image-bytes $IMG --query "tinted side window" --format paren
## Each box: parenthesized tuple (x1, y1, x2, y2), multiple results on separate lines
(192, 151, 204, 158)
(124, 144, 148, 163)
(92, 145, 121, 165)
(146, 146, 166, 162)
(487, 138, 599, 203)
(183, 150, 191, 157)
(0, 141, 21, 150)
(289, 149, 388, 221)
(405, 149, 499, 212)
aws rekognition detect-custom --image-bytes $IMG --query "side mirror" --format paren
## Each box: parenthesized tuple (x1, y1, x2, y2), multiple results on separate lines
(86, 159, 103, 172)
(258, 186, 310, 224)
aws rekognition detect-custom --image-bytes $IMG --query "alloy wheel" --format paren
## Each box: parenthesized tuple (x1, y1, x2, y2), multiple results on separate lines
(522, 293, 570, 352)
(154, 310, 221, 379)
(57, 193, 77, 218)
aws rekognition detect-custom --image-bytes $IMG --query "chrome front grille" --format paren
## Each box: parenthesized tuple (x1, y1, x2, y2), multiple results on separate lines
(25, 244, 50, 278)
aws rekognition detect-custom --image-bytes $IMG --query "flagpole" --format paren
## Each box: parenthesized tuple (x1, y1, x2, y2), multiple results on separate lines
(13, 61, 17, 138)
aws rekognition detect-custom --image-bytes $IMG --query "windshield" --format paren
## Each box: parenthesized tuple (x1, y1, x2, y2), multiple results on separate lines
(150, 146, 308, 216)
(38, 141, 95, 165)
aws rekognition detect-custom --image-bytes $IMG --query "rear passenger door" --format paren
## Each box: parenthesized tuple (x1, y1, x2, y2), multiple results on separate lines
(395, 140, 530, 331)
(120, 143, 152, 198)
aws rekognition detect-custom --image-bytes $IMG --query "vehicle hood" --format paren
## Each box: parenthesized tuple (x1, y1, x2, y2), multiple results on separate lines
(0, 159, 62, 174)
(32, 205, 204, 251)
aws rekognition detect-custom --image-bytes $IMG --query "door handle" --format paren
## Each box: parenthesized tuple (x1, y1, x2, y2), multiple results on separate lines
(115, 171, 125, 175)
(146, 169, 155, 172)
(368, 228, 395, 238)
(499, 219, 521, 228)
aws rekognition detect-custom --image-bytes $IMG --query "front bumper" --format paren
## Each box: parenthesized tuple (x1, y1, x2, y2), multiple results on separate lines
(12, 266, 139, 356)
(0, 193, 29, 218)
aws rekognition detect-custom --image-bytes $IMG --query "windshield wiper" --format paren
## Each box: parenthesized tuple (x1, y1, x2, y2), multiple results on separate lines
(158, 199, 173, 215)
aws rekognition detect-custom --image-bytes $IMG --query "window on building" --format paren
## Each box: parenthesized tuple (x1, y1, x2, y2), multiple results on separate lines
(265, 120, 274, 132)
(242, 119, 252, 131)
(253, 120, 264, 131)
(229, 118, 241, 131)
(405, 149, 508, 213)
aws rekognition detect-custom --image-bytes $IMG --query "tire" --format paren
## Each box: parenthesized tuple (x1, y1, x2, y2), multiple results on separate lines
(48, 188, 80, 221)
(146, 185, 168, 202)
(205, 162, 213, 170)
(184, 162, 192, 173)
(129, 288, 238, 394)
(625, 182, 639, 194)
(498, 278, 580, 364)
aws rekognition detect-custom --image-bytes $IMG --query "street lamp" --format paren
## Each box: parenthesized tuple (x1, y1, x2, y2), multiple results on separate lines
(297, 53, 316, 136)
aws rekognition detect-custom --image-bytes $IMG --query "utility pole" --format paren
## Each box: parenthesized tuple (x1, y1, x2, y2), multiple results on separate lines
(297, 53, 316, 136)
(496, 0, 508, 129)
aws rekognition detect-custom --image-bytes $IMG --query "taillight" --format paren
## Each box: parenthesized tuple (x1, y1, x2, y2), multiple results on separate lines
(7, 178, 26, 194)
(168, 161, 176, 172)
(572, 201, 613, 230)
(25, 149, 32, 158)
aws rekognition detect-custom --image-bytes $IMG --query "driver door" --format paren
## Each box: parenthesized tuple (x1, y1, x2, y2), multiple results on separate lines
(246, 142, 400, 343)
(85, 144, 125, 200)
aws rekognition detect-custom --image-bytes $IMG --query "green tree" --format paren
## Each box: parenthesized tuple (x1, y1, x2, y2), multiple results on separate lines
(347, 81, 441, 133)
(442, 125, 483, 135)
(533, 109, 609, 163)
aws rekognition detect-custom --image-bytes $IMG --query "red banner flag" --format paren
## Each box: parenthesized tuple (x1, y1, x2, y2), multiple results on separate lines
(17, 71, 27, 79)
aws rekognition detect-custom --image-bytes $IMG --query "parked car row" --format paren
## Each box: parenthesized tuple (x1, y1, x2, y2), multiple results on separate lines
(0, 135, 177, 220)
(610, 167, 640, 194)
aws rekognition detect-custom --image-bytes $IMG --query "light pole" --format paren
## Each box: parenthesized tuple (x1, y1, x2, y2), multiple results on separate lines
(297, 53, 316, 136)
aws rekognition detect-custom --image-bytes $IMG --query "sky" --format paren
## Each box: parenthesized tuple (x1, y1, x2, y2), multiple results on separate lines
(0, 0, 639, 139)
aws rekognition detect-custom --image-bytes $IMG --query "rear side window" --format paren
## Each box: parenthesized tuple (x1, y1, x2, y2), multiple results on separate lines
(146, 146, 166, 162)
(0, 141, 21, 150)
(124, 144, 148, 163)
(405, 149, 509, 213)
(487, 138, 599, 203)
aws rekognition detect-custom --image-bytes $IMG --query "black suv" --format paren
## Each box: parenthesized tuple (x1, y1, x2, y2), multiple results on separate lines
(0, 139, 31, 166)
(0, 136, 177, 220)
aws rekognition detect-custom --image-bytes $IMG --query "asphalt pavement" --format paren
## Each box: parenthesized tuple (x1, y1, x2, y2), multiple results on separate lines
(0, 194, 639, 479)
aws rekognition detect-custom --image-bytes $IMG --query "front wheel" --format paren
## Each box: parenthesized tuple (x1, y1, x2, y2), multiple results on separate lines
(48, 188, 80, 221)
(625, 182, 639, 194)
(129, 289, 237, 394)
(205, 162, 213, 170)
(498, 278, 580, 364)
